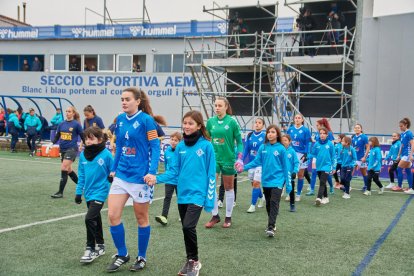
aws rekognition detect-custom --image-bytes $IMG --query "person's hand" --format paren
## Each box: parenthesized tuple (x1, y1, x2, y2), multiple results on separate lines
(75, 195, 82, 204)
(108, 172, 115, 183)
(301, 153, 308, 162)
(291, 172, 297, 180)
(144, 174, 156, 186)
(235, 159, 244, 173)
(361, 157, 366, 163)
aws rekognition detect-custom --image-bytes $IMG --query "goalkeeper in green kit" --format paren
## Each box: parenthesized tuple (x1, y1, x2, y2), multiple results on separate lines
(204, 97, 243, 228)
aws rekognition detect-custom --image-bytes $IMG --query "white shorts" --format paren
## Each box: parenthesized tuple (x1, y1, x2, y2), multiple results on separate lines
(248, 167, 262, 182)
(356, 160, 368, 169)
(400, 156, 413, 166)
(109, 177, 154, 204)
(296, 152, 309, 169)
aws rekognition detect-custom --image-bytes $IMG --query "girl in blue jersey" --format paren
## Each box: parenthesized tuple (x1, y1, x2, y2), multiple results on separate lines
(244, 118, 266, 213)
(340, 136, 357, 199)
(83, 105, 105, 130)
(307, 118, 335, 196)
(24, 108, 42, 157)
(363, 137, 384, 196)
(155, 131, 182, 226)
(106, 88, 160, 272)
(8, 110, 22, 153)
(333, 134, 345, 189)
(352, 124, 370, 191)
(385, 132, 401, 189)
(51, 106, 84, 198)
(395, 118, 414, 194)
(153, 110, 216, 276)
(240, 125, 291, 237)
(281, 134, 299, 212)
(75, 126, 113, 263)
(309, 127, 336, 206)
(287, 114, 311, 202)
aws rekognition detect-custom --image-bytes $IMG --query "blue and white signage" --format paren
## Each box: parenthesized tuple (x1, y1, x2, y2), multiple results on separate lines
(0, 21, 227, 40)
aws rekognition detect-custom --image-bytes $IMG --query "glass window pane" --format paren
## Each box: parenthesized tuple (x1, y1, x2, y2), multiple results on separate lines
(99, 54, 114, 71)
(172, 54, 184, 73)
(69, 55, 81, 71)
(54, 55, 66, 71)
(133, 55, 146, 72)
(118, 55, 132, 72)
(85, 55, 98, 71)
(154, 54, 171, 73)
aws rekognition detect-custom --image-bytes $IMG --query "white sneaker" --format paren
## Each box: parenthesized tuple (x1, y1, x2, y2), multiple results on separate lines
(95, 244, 105, 257)
(285, 195, 290, 202)
(385, 183, 394, 189)
(315, 198, 322, 206)
(404, 188, 414, 194)
(80, 247, 97, 263)
(295, 195, 301, 202)
(321, 197, 329, 204)
(363, 190, 371, 196)
(246, 205, 256, 213)
(217, 200, 223, 208)
(257, 197, 264, 208)
(342, 193, 351, 199)
(378, 186, 385, 195)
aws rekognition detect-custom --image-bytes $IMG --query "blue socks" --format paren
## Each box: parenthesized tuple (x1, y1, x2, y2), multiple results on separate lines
(138, 225, 151, 259)
(405, 168, 413, 188)
(110, 223, 127, 256)
(251, 188, 262, 205)
(297, 179, 304, 195)
(362, 175, 368, 188)
(310, 169, 317, 191)
(397, 167, 404, 187)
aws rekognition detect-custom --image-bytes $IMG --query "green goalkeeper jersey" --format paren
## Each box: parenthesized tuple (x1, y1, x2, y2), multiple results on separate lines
(206, 114, 243, 163)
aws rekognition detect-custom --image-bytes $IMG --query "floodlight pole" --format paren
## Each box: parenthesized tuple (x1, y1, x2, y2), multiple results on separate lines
(351, 0, 363, 128)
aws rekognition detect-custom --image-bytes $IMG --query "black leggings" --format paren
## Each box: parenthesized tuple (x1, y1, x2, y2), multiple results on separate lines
(367, 170, 383, 191)
(317, 171, 329, 199)
(162, 184, 177, 217)
(178, 204, 203, 261)
(388, 161, 399, 183)
(85, 200, 104, 248)
(263, 187, 282, 228)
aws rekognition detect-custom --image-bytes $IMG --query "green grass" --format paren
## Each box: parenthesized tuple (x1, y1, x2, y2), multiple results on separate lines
(0, 151, 413, 275)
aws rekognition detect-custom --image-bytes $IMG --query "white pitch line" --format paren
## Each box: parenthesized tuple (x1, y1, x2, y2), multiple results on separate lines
(0, 196, 163, 234)
(0, 157, 61, 165)
(0, 178, 251, 234)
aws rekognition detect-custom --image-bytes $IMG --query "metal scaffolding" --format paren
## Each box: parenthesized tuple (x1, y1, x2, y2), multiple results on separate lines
(182, 1, 355, 132)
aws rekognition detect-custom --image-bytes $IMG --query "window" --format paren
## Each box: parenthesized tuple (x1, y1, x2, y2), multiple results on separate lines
(69, 54, 81, 71)
(117, 55, 132, 72)
(52, 55, 67, 71)
(133, 55, 146, 72)
(98, 54, 115, 72)
(84, 55, 98, 72)
(154, 54, 172, 73)
(172, 54, 184, 72)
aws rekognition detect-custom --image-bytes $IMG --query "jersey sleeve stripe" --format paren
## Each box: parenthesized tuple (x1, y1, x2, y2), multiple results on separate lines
(147, 130, 158, 140)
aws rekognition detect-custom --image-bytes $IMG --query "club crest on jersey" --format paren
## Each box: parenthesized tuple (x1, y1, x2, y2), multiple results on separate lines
(258, 137, 263, 141)
(299, 130, 303, 133)
(287, 153, 292, 159)
(196, 148, 204, 157)
(97, 158, 104, 166)
(69, 127, 73, 131)
(224, 125, 230, 130)
(119, 122, 123, 127)
(133, 121, 140, 129)
(273, 150, 279, 156)
(325, 145, 330, 149)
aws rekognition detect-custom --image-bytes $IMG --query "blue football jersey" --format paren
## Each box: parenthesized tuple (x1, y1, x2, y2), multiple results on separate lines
(243, 130, 266, 163)
(112, 111, 160, 184)
(352, 133, 369, 160)
(287, 125, 311, 154)
(400, 130, 413, 156)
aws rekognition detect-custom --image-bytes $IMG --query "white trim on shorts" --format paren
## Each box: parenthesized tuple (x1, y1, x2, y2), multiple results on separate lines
(356, 160, 368, 169)
(248, 166, 262, 182)
(109, 177, 154, 204)
(400, 155, 413, 166)
(296, 152, 309, 169)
